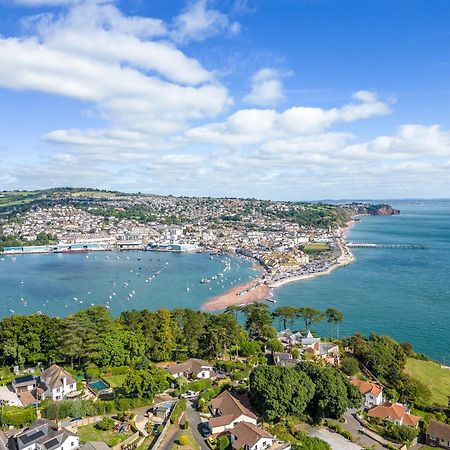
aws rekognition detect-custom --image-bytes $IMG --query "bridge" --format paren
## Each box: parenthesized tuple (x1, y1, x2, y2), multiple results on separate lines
(347, 243, 427, 249)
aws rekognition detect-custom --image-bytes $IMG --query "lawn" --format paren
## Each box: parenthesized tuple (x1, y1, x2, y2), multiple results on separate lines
(405, 358, 450, 406)
(103, 374, 127, 388)
(303, 242, 331, 253)
(77, 424, 133, 447)
(170, 430, 199, 450)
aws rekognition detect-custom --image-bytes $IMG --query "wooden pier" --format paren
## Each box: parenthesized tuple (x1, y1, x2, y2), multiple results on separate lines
(347, 243, 427, 249)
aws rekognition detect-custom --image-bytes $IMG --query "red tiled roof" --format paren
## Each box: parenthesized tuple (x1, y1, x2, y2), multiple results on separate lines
(351, 379, 383, 397)
(368, 402, 420, 426)
(231, 422, 273, 449)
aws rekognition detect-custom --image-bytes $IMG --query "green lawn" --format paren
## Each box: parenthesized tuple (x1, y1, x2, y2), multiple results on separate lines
(170, 430, 199, 450)
(405, 358, 450, 406)
(103, 374, 127, 388)
(303, 242, 331, 253)
(77, 424, 133, 447)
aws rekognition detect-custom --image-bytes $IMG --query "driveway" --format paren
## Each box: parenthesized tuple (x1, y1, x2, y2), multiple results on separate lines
(309, 427, 362, 450)
(185, 400, 210, 450)
(342, 410, 385, 450)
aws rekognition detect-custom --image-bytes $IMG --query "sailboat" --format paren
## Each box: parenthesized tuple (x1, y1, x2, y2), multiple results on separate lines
(186, 281, 190, 292)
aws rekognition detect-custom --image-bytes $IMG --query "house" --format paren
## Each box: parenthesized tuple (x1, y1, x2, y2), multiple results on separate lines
(273, 353, 299, 368)
(425, 420, 450, 449)
(15, 419, 79, 450)
(154, 403, 172, 420)
(303, 342, 340, 365)
(350, 379, 384, 408)
(165, 359, 214, 379)
(12, 375, 36, 394)
(209, 390, 258, 435)
(229, 422, 290, 450)
(0, 385, 23, 407)
(368, 402, 420, 427)
(300, 331, 321, 346)
(39, 365, 77, 401)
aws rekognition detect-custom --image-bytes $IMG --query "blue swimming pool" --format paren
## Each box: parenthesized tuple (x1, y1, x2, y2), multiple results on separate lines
(89, 379, 109, 391)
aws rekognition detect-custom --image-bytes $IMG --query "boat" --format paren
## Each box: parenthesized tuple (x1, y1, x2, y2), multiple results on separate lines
(186, 281, 190, 292)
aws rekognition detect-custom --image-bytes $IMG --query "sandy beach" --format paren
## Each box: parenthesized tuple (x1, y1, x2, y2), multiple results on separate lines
(202, 280, 270, 311)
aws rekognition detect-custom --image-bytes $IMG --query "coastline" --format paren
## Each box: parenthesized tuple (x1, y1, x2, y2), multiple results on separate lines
(202, 218, 357, 310)
(201, 279, 271, 311)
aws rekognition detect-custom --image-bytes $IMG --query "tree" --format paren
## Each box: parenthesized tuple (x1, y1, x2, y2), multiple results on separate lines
(267, 338, 283, 356)
(249, 365, 315, 421)
(325, 308, 344, 339)
(296, 307, 323, 335)
(340, 357, 359, 376)
(242, 303, 273, 339)
(152, 309, 176, 361)
(272, 306, 298, 330)
(122, 367, 169, 400)
(296, 362, 361, 421)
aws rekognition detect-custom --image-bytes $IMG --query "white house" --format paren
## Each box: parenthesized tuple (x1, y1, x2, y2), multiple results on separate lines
(39, 364, 77, 401)
(15, 419, 79, 450)
(209, 390, 258, 435)
(230, 422, 290, 450)
(166, 359, 214, 379)
(350, 379, 384, 408)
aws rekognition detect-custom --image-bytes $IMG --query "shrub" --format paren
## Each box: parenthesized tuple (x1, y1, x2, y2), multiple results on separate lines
(181, 420, 189, 430)
(177, 434, 189, 446)
(85, 363, 101, 380)
(340, 357, 359, 376)
(0, 405, 36, 427)
(96, 417, 115, 430)
(217, 435, 229, 450)
(170, 399, 186, 424)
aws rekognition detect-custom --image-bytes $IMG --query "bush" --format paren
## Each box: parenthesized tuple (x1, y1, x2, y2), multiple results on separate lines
(170, 399, 186, 424)
(85, 363, 101, 380)
(340, 357, 359, 376)
(96, 417, 115, 430)
(177, 434, 189, 446)
(217, 435, 229, 450)
(181, 420, 189, 430)
(0, 405, 36, 427)
(384, 422, 418, 445)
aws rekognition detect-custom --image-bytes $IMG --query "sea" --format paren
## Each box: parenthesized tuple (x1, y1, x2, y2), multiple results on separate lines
(0, 200, 449, 362)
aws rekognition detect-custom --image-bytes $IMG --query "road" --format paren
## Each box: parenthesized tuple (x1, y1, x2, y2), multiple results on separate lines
(309, 428, 362, 450)
(185, 400, 210, 450)
(341, 410, 385, 450)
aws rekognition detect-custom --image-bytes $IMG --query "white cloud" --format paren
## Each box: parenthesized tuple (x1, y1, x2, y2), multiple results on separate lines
(171, 0, 240, 43)
(244, 68, 286, 106)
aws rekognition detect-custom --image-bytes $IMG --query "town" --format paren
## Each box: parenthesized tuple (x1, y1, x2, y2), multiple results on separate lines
(0, 189, 389, 287)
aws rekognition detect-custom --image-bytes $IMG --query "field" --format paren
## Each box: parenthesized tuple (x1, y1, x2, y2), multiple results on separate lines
(170, 430, 199, 450)
(303, 242, 331, 253)
(77, 424, 133, 446)
(405, 358, 450, 406)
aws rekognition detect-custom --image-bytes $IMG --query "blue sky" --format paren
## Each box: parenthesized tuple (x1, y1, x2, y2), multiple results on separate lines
(0, 0, 449, 199)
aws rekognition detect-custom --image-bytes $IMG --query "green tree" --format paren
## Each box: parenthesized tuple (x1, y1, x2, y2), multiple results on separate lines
(272, 306, 298, 330)
(242, 303, 273, 339)
(325, 308, 344, 339)
(249, 365, 315, 421)
(296, 307, 323, 335)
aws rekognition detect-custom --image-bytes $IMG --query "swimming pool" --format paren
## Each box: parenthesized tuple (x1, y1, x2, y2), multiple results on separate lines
(89, 379, 109, 391)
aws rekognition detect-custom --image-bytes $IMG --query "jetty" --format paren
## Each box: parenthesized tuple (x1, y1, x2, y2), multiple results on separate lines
(347, 243, 427, 249)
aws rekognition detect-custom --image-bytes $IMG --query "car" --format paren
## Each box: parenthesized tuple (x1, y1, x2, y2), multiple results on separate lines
(199, 422, 211, 438)
(151, 424, 162, 436)
(182, 390, 198, 399)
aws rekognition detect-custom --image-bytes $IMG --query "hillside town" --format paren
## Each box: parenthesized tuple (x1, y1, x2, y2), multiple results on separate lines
(0, 190, 362, 286)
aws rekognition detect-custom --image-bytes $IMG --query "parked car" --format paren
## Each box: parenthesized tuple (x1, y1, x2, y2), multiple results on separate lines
(199, 422, 211, 438)
(152, 424, 163, 436)
(182, 390, 198, 399)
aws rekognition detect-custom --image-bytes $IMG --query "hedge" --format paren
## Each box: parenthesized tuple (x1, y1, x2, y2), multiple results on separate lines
(170, 400, 186, 424)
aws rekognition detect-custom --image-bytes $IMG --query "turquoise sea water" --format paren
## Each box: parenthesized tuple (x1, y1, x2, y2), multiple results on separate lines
(0, 201, 449, 361)
(274, 201, 450, 362)
(0, 252, 256, 317)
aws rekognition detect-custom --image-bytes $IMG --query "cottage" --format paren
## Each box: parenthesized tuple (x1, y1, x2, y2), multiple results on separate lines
(15, 419, 79, 450)
(425, 420, 450, 449)
(209, 390, 257, 435)
(350, 379, 384, 408)
(229, 422, 290, 450)
(165, 359, 214, 379)
(368, 402, 420, 427)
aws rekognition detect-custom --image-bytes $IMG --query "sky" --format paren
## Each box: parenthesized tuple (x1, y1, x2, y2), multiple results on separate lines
(0, 0, 449, 200)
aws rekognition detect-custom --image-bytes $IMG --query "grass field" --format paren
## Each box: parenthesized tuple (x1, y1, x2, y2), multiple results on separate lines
(405, 358, 450, 406)
(103, 374, 127, 388)
(170, 430, 199, 450)
(303, 242, 331, 252)
(77, 424, 133, 446)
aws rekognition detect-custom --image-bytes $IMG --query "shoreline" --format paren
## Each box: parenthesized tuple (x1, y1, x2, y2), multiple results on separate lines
(201, 219, 357, 310)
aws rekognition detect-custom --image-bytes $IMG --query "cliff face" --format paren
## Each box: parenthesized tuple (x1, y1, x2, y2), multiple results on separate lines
(375, 205, 400, 216)
(348, 202, 401, 216)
